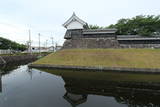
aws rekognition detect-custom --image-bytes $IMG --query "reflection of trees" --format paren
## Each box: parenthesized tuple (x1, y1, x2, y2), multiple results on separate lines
(62, 76, 160, 107)
(0, 60, 35, 75)
(0, 64, 19, 75)
(0, 75, 1, 93)
(114, 89, 160, 107)
(0, 60, 34, 94)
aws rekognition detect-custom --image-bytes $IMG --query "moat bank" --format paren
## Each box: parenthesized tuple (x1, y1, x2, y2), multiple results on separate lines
(29, 64, 160, 74)
(30, 49, 160, 73)
(0, 53, 49, 65)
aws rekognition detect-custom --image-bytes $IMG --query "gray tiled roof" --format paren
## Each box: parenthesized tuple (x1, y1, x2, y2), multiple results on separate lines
(83, 29, 117, 34)
(117, 35, 160, 40)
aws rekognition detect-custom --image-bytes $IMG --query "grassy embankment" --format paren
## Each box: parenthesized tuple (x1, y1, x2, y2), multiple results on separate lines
(33, 49, 160, 69)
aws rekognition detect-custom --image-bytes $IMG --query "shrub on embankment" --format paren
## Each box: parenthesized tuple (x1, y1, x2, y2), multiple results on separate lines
(33, 49, 160, 69)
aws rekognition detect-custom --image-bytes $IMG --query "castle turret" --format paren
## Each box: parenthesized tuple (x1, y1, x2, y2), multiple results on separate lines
(63, 12, 87, 30)
(63, 13, 87, 39)
(62, 13, 119, 49)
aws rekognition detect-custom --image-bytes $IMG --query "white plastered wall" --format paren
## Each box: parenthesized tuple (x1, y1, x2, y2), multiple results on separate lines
(66, 21, 83, 29)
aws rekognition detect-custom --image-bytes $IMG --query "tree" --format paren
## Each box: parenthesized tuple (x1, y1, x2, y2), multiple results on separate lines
(0, 37, 27, 51)
(88, 25, 104, 29)
(108, 15, 160, 36)
(88, 15, 160, 36)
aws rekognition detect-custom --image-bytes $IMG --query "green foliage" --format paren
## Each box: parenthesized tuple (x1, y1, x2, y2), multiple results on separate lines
(83, 23, 89, 29)
(138, 29, 153, 36)
(88, 15, 160, 36)
(0, 37, 27, 51)
(108, 15, 160, 36)
(88, 24, 104, 29)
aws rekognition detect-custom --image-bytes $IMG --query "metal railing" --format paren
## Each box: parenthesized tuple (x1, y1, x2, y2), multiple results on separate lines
(0, 49, 11, 54)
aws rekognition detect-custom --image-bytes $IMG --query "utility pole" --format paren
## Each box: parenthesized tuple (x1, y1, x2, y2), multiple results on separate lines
(51, 37, 54, 52)
(38, 33, 41, 55)
(55, 42, 58, 51)
(28, 29, 32, 55)
(46, 39, 48, 48)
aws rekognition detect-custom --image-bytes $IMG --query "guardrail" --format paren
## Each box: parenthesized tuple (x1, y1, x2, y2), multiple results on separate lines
(0, 49, 11, 54)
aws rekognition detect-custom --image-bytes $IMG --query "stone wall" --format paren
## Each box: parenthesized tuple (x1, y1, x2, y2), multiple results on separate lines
(62, 38, 160, 49)
(0, 57, 5, 64)
(63, 29, 160, 49)
(0, 55, 38, 65)
(62, 38, 119, 49)
(0, 53, 48, 65)
(118, 40, 160, 48)
(3, 55, 37, 63)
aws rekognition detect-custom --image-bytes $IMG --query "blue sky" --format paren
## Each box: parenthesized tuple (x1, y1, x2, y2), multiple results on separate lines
(0, 0, 160, 46)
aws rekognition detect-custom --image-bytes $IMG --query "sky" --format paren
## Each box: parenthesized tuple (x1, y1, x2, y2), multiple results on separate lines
(0, 0, 160, 46)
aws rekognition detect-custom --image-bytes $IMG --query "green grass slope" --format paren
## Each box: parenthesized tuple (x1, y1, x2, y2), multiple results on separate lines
(33, 49, 160, 69)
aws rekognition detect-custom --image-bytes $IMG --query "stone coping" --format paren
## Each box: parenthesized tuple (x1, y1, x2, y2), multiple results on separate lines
(29, 64, 160, 74)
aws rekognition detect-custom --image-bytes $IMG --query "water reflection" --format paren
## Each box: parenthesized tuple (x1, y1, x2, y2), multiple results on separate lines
(0, 75, 1, 93)
(0, 60, 34, 75)
(62, 76, 160, 107)
(1, 63, 160, 107)
(0, 60, 34, 94)
(63, 91, 87, 107)
(40, 69, 160, 107)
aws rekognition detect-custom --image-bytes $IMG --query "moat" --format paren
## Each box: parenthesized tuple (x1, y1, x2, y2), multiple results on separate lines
(0, 62, 160, 107)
